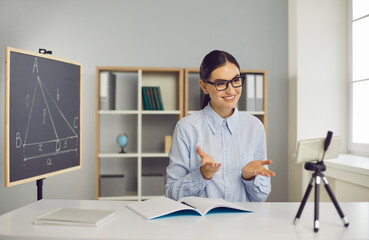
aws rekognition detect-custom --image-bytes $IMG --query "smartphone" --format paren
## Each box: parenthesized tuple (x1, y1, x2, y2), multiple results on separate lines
(296, 136, 341, 163)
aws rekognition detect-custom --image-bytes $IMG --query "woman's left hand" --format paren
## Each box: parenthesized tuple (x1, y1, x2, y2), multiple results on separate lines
(242, 160, 275, 181)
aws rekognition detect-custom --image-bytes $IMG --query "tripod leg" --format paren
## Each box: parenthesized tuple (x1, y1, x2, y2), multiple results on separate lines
(322, 176, 349, 227)
(294, 177, 314, 225)
(314, 175, 320, 232)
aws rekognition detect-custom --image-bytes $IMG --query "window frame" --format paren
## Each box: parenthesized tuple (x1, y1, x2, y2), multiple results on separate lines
(348, 0, 369, 156)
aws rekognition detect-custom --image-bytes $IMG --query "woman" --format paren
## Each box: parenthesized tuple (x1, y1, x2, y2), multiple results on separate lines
(165, 50, 275, 202)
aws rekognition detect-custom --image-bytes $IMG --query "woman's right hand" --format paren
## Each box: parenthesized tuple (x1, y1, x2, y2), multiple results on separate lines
(196, 146, 222, 180)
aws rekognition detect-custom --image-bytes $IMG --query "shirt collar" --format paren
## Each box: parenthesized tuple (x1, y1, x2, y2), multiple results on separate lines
(202, 102, 239, 135)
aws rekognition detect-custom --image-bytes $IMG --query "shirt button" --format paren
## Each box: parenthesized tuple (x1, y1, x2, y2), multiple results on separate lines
(224, 147, 227, 151)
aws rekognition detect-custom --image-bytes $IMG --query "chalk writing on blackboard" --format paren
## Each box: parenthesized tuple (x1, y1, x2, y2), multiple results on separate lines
(16, 57, 78, 166)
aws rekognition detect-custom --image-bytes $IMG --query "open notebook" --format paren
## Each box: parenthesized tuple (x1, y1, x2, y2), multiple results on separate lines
(126, 196, 252, 220)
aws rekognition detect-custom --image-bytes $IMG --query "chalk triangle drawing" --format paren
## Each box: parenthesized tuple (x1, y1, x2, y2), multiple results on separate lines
(23, 75, 78, 161)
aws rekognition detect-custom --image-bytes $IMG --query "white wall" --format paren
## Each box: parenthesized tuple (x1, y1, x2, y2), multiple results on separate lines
(288, 0, 348, 201)
(0, 0, 288, 214)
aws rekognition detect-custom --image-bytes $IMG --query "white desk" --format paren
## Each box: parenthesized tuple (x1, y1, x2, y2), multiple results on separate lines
(0, 199, 368, 240)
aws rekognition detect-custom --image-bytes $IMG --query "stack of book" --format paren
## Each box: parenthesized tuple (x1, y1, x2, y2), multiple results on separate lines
(142, 86, 164, 110)
(34, 208, 115, 227)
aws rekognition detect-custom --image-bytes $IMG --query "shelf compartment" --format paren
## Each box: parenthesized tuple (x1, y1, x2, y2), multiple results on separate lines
(142, 157, 168, 196)
(100, 114, 138, 153)
(141, 71, 181, 112)
(99, 157, 138, 199)
(97, 70, 139, 111)
(114, 71, 139, 111)
(141, 115, 177, 153)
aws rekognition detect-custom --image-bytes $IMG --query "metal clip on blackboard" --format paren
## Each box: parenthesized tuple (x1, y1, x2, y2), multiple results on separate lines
(39, 48, 52, 55)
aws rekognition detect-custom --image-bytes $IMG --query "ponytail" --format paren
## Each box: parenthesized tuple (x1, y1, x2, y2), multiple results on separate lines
(201, 94, 211, 109)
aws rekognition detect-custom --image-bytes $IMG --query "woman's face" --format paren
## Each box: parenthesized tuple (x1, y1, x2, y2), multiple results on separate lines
(200, 62, 241, 118)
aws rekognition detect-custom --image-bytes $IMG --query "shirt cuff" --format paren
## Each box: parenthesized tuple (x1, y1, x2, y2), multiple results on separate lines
(190, 167, 209, 191)
(242, 174, 261, 187)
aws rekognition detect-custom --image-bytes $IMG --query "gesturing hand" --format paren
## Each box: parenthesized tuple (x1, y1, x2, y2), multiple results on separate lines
(242, 160, 275, 181)
(196, 146, 222, 180)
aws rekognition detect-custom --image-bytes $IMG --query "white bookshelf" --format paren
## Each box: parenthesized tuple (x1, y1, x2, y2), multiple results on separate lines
(96, 67, 183, 201)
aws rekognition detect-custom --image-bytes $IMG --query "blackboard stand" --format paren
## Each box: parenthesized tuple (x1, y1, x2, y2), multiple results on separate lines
(34, 48, 52, 201)
(36, 178, 45, 201)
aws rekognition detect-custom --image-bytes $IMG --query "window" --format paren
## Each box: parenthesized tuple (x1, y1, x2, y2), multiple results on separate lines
(350, 0, 369, 155)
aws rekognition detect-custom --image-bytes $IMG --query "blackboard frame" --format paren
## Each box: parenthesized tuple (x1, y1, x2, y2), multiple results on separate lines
(5, 47, 82, 187)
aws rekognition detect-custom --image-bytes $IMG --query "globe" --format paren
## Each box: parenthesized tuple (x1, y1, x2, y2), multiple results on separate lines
(116, 133, 128, 153)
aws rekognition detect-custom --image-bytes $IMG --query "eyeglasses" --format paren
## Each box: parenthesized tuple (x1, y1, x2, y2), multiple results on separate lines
(203, 74, 246, 91)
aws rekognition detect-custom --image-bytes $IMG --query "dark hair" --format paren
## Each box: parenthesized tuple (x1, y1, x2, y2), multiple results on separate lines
(199, 50, 240, 108)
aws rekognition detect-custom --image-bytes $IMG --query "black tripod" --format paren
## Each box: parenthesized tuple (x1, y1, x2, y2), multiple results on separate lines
(293, 132, 349, 232)
(293, 161, 349, 232)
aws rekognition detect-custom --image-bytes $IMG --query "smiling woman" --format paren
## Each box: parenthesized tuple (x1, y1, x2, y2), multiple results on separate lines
(199, 62, 243, 118)
(165, 50, 275, 202)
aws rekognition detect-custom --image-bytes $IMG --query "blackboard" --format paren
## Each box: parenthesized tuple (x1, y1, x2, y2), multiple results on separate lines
(5, 47, 82, 187)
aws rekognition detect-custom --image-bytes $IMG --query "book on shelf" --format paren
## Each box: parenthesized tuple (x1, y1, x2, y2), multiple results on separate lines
(126, 196, 251, 220)
(148, 87, 155, 109)
(100, 71, 116, 110)
(246, 74, 256, 111)
(152, 87, 160, 110)
(156, 87, 164, 110)
(164, 135, 172, 153)
(255, 74, 264, 111)
(142, 87, 150, 110)
(142, 86, 164, 110)
(34, 208, 115, 227)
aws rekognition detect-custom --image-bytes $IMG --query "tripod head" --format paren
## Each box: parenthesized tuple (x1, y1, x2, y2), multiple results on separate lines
(304, 161, 326, 172)
(303, 131, 332, 173)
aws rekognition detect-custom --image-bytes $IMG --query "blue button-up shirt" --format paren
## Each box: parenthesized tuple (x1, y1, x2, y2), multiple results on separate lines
(165, 103, 271, 202)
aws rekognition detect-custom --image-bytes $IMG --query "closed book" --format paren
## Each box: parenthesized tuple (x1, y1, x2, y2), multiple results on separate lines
(156, 87, 164, 110)
(147, 87, 155, 110)
(100, 71, 116, 110)
(34, 208, 115, 227)
(164, 135, 172, 153)
(255, 74, 264, 111)
(142, 87, 150, 110)
(246, 74, 256, 111)
(152, 87, 160, 110)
